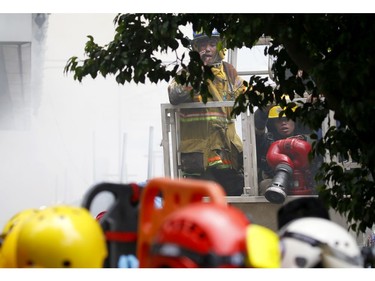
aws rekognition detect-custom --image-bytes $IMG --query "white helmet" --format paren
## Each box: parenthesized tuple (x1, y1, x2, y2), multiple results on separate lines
(279, 217, 363, 268)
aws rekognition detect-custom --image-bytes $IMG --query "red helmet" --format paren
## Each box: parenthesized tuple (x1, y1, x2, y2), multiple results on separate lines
(148, 202, 250, 268)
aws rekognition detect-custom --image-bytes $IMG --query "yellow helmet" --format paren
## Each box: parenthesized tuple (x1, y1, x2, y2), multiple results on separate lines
(1, 220, 23, 267)
(268, 105, 285, 119)
(268, 94, 300, 119)
(268, 105, 297, 119)
(2, 208, 39, 237)
(16, 205, 107, 268)
(0, 208, 40, 268)
(245, 224, 281, 268)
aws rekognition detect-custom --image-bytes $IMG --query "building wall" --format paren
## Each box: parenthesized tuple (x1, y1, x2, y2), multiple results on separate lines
(0, 14, 168, 229)
(0, 14, 32, 42)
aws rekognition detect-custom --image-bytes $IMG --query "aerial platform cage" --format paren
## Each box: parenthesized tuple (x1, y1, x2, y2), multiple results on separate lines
(160, 37, 277, 203)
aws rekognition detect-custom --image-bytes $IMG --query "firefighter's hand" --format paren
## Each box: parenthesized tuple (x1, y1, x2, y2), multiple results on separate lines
(184, 85, 193, 92)
(193, 92, 202, 102)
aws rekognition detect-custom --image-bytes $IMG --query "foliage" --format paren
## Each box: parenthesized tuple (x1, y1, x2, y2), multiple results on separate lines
(64, 14, 375, 234)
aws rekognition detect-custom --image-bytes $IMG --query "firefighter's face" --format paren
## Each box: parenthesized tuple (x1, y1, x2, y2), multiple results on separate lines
(275, 118, 295, 137)
(196, 38, 219, 65)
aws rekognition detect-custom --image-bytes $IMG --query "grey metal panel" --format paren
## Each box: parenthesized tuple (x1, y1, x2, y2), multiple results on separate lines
(241, 110, 258, 196)
(160, 104, 172, 177)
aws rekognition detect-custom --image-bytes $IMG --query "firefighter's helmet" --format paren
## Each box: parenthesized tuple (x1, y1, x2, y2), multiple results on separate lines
(0, 208, 40, 268)
(16, 205, 107, 268)
(1, 208, 39, 237)
(0, 225, 20, 268)
(245, 224, 281, 268)
(268, 95, 298, 119)
(192, 28, 220, 42)
(279, 217, 363, 268)
(268, 105, 298, 119)
(148, 202, 250, 268)
(269, 105, 285, 119)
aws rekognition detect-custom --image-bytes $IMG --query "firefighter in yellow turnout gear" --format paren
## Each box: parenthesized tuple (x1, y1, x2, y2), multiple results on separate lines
(168, 29, 246, 196)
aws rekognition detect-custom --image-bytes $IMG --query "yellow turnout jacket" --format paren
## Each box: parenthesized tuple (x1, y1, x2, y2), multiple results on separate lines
(168, 62, 246, 175)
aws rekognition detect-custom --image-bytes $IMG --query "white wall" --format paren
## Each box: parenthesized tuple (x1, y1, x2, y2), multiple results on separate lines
(0, 14, 32, 42)
(0, 14, 170, 228)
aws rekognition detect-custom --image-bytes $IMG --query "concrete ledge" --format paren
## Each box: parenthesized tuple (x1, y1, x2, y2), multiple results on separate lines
(227, 195, 364, 245)
(226, 195, 318, 204)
